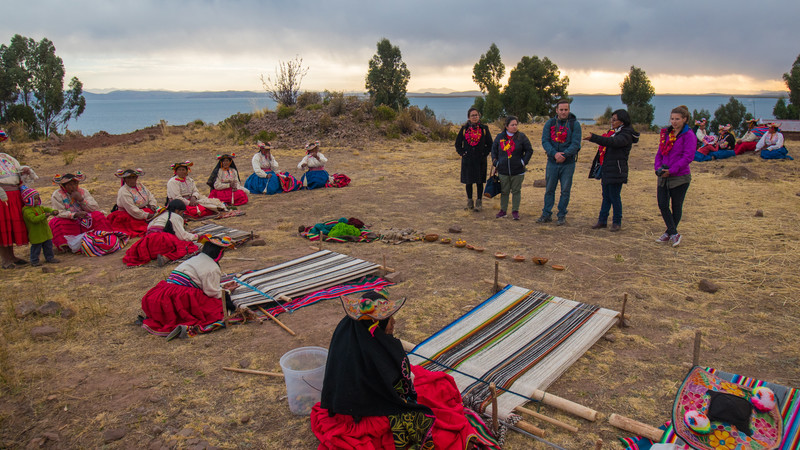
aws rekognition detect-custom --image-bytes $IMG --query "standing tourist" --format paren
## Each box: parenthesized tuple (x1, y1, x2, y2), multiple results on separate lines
(455, 108, 492, 211)
(539, 99, 582, 225)
(0, 130, 38, 268)
(654, 105, 695, 247)
(490, 116, 533, 220)
(584, 109, 639, 232)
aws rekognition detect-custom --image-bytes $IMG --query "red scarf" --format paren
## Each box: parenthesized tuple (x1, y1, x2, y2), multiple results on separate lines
(500, 136, 516, 157)
(550, 125, 568, 143)
(659, 128, 678, 156)
(464, 125, 482, 147)
(597, 129, 615, 165)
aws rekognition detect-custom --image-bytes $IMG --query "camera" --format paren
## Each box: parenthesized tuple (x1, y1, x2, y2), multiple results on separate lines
(655, 165, 669, 176)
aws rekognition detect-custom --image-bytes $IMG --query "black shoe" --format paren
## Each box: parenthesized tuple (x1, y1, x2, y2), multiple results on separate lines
(134, 315, 145, 326)
(536, 215, 552, 223)
(166, 325, 188, 341)
(591, 222, 607, 229)
(557, 217, 567, 226)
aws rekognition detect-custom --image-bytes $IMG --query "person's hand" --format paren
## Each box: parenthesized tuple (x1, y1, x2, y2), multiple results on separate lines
(660, 169, 670, 178)
(301, 163, 308, 169)
(189, 198, 198, 206)
(384, 316, 395, 335)
(555, 152, 566, 163)
(145, 212, 155, 221)
(73, 211, 88, 219)
(582, 134, 593, 141)
(50, 210, 58, 216)
(222, 281, 238, 291)
(70, 191, 84, 202)
(20, 167, 31, 176)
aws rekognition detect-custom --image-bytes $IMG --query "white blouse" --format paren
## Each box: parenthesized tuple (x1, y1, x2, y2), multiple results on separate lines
(213, 168, 241, 190)
(756, 132, 784, 151)
(148, 211, 197, 242)
(297, 152, 328, 169)
(251, 153, 279, 177)
(116, 182, 158, 220)
(174, 253, 223, 299)
(166, 176, 201, 206)
(51, 187, 102, 219)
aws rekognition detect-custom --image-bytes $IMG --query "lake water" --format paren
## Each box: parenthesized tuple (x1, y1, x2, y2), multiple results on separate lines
(66, 94, 782, 135)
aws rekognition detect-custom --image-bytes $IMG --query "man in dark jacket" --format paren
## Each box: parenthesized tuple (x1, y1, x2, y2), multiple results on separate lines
(539, 99, 582, 225)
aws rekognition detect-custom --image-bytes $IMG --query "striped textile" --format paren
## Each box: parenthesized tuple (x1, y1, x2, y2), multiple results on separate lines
(408, 285, 619, 419)
(230, 250, 381, 308)
(258, 276, 393, 317)
(752, 126, 771, 138)
(80, 230, 129, 256)
(189, 222, 253, 246)
(661, 367, 799, 450)
(167, 270, 200, 289)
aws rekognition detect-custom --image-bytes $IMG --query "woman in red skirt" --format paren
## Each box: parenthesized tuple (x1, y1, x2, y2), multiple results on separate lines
(108, 168, 160, 237)
(166, 161, 226, 219)
(0, 130, 39, 268)
(140, 234, 236, 340)
(207, 153, 249, 206)
(123, 199, 198, 266)
(48, 172, 112, 252)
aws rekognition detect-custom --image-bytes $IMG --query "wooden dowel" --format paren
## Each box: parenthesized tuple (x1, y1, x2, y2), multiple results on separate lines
(227, 257, 256, 261)
(482, 278, 509, 287)
(489, 383, 498, 435)
(693, 330, 702, 367)
(531, 389, 598, 422)
(309, 245, 320, 251)
(223, 367, 284, 378)
(257, 306, 296, 336)
(515, 420, 546, 438)
(278, 294, 293, 302)
(514, 406, 579, 433)
(493, 261, 499, 293)
(608, 414, 663, 442)
(618, 293, 629, 328)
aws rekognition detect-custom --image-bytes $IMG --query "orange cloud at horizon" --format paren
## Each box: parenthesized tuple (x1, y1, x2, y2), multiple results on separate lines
(563, 69, 787, 95)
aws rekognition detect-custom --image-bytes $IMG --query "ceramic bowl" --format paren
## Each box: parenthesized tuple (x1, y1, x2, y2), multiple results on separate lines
(424, 234, 439, 242)
(532, 257, 549, 265)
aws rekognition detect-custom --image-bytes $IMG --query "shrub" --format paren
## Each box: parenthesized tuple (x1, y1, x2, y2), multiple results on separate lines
(427, 118, 456, 141)
(305, 103, 323, 111)
(595, 106, 613, 126)
(189, 119, 205, 128)
(63, 151, 78, 166)
(383, 123, 401, 139)
(220, 112, 253, 141)
(375, 105, 396, 121)
(396, 111, 416, 134)
(318, 114, 333, 132)
(297, 91, 322, 108)
(276, 105, 296, 119)
(254, 130, 277, 143)
(412, 132, 428, 142)
(407, 106, 426, 124)
(325, 91, 347, 117)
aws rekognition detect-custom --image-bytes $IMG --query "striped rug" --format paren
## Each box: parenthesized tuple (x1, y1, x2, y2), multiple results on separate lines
(408, 284, 619, 419)
(189, 222, 253, 246)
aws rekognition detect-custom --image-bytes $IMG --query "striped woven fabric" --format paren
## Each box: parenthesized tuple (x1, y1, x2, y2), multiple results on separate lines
(661, 367, 799, 450)
(259, 276, 393, 317)
(189, 222, 253, 246)
(80, 230, 129, 256)
(230, 250, 381, 308)
(408, 284, 619, 419)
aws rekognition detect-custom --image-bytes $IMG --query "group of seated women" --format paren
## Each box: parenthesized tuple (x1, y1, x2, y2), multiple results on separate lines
(693, 119, 793, 161)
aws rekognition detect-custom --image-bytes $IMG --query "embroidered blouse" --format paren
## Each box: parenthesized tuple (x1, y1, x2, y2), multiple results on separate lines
(251, 153, 279, 177)
(0, 153, 38, 201)
(756, 132, 784, 151)
(50, 187, 102, 219)
(213, 168, 241, 190)
(166, 176, 201, 206)
(116, 182, 158, 220)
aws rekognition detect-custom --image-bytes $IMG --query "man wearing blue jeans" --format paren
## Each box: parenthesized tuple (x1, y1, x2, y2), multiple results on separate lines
(539, 99, 581, 225)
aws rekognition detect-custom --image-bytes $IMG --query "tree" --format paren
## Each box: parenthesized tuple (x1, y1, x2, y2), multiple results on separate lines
(365, 38, 410, 110)
(620, 66, 655, 126)
(774, 54, 800, 120)
(260, 55, 309, 106)
(472, 43, 505, 122)
(25, 38, 85, 136)
(691, 108, 710, 124)
(501, 56, 568, 122)
(711, 96, 753, 135)
(773, 97, 799, 120)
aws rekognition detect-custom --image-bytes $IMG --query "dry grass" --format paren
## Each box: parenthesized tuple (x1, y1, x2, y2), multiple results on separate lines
(0, 124, 798, 448)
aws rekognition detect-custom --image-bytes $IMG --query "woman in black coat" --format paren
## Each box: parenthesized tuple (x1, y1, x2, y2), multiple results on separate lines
(454, 107, 492, 211)
(584, 109, 640, 231)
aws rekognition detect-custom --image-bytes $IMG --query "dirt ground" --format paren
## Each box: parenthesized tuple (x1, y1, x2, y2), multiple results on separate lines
(1, 122, 799, 449)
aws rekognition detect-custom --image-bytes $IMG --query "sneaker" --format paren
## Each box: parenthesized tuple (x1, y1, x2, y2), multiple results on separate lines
(512, 211, 520, 220)
(45, 258, 60, 264)
(556, 217, 567, 226)
(31, 261, 42, 267)
(669, 234, 682, 247)
(496, 210, 507, 219)
(655, 233, 670, 243)
(535, 215, 552, 223)
(166, 325, 188, 342)
(156, 254, 168, 267)
(591, 222, 607, 229)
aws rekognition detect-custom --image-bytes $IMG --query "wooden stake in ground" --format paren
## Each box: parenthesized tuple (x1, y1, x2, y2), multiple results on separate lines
(608, 414, 663, 442)
(489, 383, 498, 435)
(493, 260, 499, 293)
(257, 305, 296, 336)
(693, 330, 702, 367)
(618, 293, 629, 328)
(223, 367, 284, 377)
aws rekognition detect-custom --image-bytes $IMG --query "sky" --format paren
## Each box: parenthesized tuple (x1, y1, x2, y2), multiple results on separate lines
(4, 0, 799, 95)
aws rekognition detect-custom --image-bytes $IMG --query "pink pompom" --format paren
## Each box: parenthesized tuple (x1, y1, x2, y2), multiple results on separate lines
(684, 410, 711, 434)
(751, 386, 776, 412)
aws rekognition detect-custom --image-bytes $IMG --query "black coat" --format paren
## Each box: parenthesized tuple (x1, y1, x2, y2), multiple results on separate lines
(454, 123, 492, 184)
(490, 131, 534, 176)
(587, 126, 640, 184)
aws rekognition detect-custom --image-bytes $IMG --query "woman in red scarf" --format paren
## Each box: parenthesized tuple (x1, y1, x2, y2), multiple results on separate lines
(455, 108, 492, 211)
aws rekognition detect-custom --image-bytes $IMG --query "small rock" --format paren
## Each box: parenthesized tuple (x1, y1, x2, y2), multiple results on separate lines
(796, 192, 800, 197)
(178, 427, 194, 437)
(103, 428, 127, 442)
(41, 266, 55, 273)
(603, 333, 617, 343)
(448, 225, 462, 233)
(240, 415, 251, 424)
(47, 394, 58, 401)
(187, 438, 201, 446)
(42, 431, 60, 442)
(685, 296, 695, 302)
(633, 292, 647, 300)
(698, 279, 720, 294)
(37, 301, 62, 316)
(383, 272, 404, 283)
(148, 439, 167, 450)
(16, 301, 38, 319)
(238, 358, 251, 369)
(754, 210, 764, 217)
(533, 179, 547, 188)
(189, 441, 212, 450)
(31, 326, 60, 339)
(249, 239, 266, 247)
(60, 307, 76, 319)
(26, 437, 46, 449)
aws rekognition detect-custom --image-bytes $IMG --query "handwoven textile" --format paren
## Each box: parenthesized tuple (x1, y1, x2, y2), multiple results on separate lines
(189, 222, 253, 246)
(230, 250, 381, 308)
(408, 284, 619, 419)
(80, 230, 129, 256)
(259, 276, 393, 317)
(661, 367, 799, 450)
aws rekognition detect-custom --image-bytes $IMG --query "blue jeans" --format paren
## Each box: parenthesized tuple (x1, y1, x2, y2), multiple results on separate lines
(542, 161, 575, 219)
(30, 239, 55, 264)
(598, 183, 623, 225)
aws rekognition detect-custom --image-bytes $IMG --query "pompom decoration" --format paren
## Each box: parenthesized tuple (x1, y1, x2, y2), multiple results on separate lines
(684, 410, 712, 434)
(751, 386, 776, 412)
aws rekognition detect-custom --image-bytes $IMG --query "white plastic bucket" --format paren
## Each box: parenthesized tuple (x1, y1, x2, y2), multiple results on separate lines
(279, 346, 328, 415)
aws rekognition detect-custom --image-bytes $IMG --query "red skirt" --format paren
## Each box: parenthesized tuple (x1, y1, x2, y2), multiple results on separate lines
(0, 190, 28, 246)
(141, 281, 223, 335)
(122, 231, 198, 266)
(734, 140, 757, 155)
(108, 207, 154, 238)
(49, 211, 112, 249)
(185, 205, 216, 219)
(208, 188, 249, 206)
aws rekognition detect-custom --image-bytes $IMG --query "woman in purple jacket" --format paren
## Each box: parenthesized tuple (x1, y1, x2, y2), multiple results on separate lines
(654, 105, 694, 247)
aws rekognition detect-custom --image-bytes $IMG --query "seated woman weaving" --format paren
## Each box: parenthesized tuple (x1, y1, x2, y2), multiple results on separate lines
(311, 291, 499, 450)
(122, 199, 198, 267)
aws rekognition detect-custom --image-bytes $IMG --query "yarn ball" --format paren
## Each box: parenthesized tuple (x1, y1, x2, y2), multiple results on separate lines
(684, 410, 712, 434)
(751, 386, 777, 412)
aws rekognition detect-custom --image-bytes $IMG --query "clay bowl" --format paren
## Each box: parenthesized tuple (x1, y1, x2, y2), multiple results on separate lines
(512, 255, 526, 262)
(424, 234, 439, 242)
(532, 257, 549, 265)
(551, 264, 565, 271)
(440, 237, 451, 244)
(454, 240, 467, 248)
(466, 244, 475, 250)
(494, 252, 507, 259)
(473, 246, 485, 252)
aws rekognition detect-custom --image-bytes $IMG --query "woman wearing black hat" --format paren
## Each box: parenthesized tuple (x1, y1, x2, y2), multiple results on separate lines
(108, 168, 159, 237)
(122, 199, 199, 267)
(207, 153, 249, 206)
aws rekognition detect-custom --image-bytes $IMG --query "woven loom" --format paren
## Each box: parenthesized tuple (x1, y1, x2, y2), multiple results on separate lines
(189, 222, 254, 246)
(230, 250, 381, 308)
(408, 284, 619, 419)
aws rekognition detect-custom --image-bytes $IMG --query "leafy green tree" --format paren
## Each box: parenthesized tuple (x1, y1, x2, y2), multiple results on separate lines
(711, 97, 752, 136)
(28, 38, 85, 136)
(620, 66, 655, 126)
(472, 43, 505, 122)
(773, 97, 799, 120)
(773, 54, 800, 120)
(501, 56, 568, 122)
(691, 108, 711, 125)
(365, 38, 410, 110)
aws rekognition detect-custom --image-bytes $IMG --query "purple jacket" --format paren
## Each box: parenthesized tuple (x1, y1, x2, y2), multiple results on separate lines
(654, 125, 694, 177)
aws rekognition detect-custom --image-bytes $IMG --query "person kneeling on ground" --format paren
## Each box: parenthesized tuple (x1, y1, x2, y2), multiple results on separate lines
(123, 199, 199, 267)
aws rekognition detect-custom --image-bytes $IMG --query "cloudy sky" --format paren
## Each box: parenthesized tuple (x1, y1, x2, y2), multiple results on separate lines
(5, 0, 799, 95)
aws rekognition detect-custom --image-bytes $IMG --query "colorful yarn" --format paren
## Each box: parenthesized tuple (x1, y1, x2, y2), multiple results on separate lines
(0, 130, 7, 142)
(115, 168, 145, 178)
(170, 161, 193, 172)
(53, 172, 85, 184)
(80, 230, 129, 256)
(166, 270, 200, 289)
(752, 386, 777, 412)
(684, 410, 712, 434)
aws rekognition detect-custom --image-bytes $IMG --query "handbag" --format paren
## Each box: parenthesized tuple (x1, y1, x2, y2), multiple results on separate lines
(484, 174, 501, 198)
(591, 164, 603, 180)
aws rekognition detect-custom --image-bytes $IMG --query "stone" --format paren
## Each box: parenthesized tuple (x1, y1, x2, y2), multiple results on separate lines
(603, 333, 617, 343)
(42, 431, 60, 442)
(633, 292, 647, 300)
(239, 415, 251, 424)
(533, 179, 547, 188)
(685, 296, 695, 302)
(41, 267, 55, 274)
(26, 437, 46, 449)
(15, 300, 38, 318)
(37, 301, 62, 316)
(178, 427, 194, 437)
(383, 272, 404, 283)
(189, 441, 212, 450)
(148, 439, 167, 450)
(103, 428, 127, 442)
(447, 225, 462, 233)
(238, 358, 251, 369)
(249, 239, 266, 246)
(30, 326, 60, 339)
(60, 308, 76, 319)
(698, 279, 720, 294)
(754, 210, 764, 217)
(726, 166, 758, 179)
